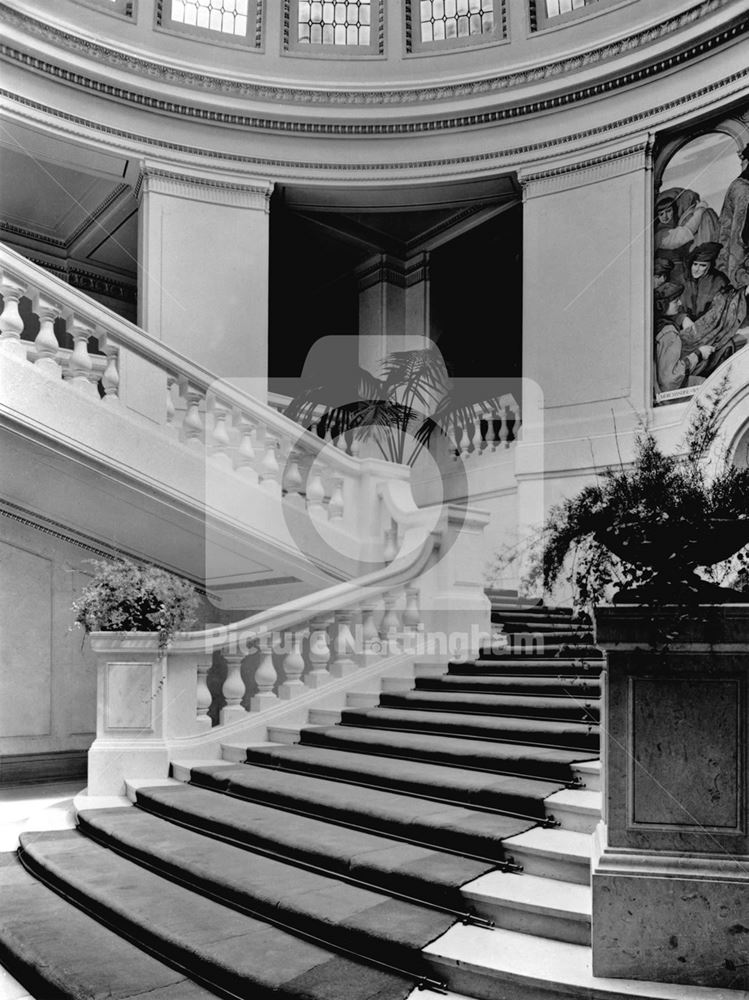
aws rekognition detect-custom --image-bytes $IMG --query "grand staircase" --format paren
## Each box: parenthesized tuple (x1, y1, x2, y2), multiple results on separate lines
(0, 592, 725, 999)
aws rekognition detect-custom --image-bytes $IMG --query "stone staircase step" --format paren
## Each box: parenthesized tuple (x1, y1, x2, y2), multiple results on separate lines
(544, 789, 602, 834)
(454, 659, 602, 674)
(377, 690, 600, 723)
(346, 690, 384, 707)
(18, 830, 424, 997)
(187, 762, 529, 862)
(337, 707, 600, 752)
(571, 759, 601, 792)
(241, 742, 564, 820)
(74, 808, 456, 975)
(502, 827, 592, 884)
(424, 923, 737, 1000)
(460, 870, 591, 944)
(0, 854, 218, 1000)
(307, 708, 343, 725)
(130, 781, 495, 911)
(416, 674, 600, 696)
(220, 741, 285, 762)
(297, 724, 595, 782)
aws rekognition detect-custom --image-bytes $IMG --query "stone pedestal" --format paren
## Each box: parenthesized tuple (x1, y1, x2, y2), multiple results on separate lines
(592, 605, 749, 990)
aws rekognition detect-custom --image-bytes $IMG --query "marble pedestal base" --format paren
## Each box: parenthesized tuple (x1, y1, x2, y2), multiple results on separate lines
(592, 605, 749, 989)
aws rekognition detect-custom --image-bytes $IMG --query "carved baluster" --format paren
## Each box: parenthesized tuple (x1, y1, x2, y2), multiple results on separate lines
(306, 618, 332, 688)
(100, 342, 120, 405)
(359, 602, 382, 666)
(65, 314, 97, 394)
(165, 374, 179, 434)
(489, 413, 501, 451)
(33, 297, 63, 378)
(404, 586, 421, 631)
(260, 435, 281, 492)
(507, 402, 520, 444)
(251, 633, 278, 710)
(0, 273, 27, 358)
(349, 432, 362, 458)
(209, 398, 233, 469)
(234, 414, 259, 483)
(283, 448, 304, 496)
(452, 423, 465, 460)
(196, 661, 212, 731)
(328, 477, 344, 521)
(462, 417, 476, 459)
(278, 629, 306, 699)
(383, 519, 398, 562)
(478, 413, 490, 455)
(182, 384, 205, 449)
(331, 610, 357, 677)
(220, 651, 247, 725)
(306, 463, 327, 520)
(382, 590, 402, 652)
(498, 406, 510, 448)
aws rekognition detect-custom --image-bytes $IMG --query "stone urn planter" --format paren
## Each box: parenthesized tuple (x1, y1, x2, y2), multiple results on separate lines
(591, 604, 749, 990)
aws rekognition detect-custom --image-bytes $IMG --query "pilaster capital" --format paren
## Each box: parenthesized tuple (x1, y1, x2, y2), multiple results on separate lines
(135, 159, 274, 211)
(518, 140, 652, 200)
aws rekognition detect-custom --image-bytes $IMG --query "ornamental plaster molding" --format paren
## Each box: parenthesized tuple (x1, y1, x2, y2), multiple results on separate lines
(0, 0, 744, 114)
(0, 183, 131, 251)
(0, 64, 746, 180)
(356, 253, 430, 292)
(519, 142, 651, 198)
(134, 162, 273, 210)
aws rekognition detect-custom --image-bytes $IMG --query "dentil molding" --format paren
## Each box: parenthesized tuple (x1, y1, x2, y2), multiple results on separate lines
(134, 162, 273, 210)
(519, 142, 652, 198)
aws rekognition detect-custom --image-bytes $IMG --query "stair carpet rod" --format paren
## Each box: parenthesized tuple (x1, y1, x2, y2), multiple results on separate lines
(228, 758, 560, 829)
(185, 779, 525, 872)
(127, 797, 500, 928)
(19, 842, 449, 997)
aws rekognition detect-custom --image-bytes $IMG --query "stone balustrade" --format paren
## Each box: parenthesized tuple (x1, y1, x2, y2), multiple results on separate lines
(87, 479, 441, 796)
(0, 245, 408, 540)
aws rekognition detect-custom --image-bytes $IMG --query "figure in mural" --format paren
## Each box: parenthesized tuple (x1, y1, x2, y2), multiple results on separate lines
(654, 133, 749, 400)
(653, 257, 673, 290)
(654, 282, 715, 393)
(716, 142, 749, 286)
(681, 242, 730, 320)
(654, 189, 720, 285)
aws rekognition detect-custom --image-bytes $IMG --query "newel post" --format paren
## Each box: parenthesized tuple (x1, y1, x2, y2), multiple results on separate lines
(87, 633, 170, 797)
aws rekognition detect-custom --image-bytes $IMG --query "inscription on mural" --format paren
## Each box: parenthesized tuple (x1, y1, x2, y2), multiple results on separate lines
(654, 130, 749, 403)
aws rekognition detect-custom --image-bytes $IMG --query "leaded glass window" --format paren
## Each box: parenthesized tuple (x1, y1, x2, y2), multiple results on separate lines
(544, 0, 593, 18)
(419, 0, 494, 42)
(170, 0, 248, 36)
(298, 1, 371, 46)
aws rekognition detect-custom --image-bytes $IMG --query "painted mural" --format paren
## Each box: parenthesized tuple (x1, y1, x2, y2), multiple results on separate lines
(654, 132, 749, 403)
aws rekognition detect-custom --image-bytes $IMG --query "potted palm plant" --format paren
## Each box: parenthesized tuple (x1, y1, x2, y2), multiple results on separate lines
(284, 344, 515, 468)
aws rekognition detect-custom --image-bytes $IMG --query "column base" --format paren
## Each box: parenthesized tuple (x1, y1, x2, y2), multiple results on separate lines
(592, 823, 749, 989)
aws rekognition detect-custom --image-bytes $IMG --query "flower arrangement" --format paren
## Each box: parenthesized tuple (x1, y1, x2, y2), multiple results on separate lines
(72, 559, 200, 649)
(493, 377, 749, 611)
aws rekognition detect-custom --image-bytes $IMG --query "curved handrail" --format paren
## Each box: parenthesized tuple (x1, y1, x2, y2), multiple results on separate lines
(172, 483, 441, 654)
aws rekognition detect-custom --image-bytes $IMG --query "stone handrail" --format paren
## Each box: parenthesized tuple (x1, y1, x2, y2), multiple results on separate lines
(88, 481, 445, 795)
(0, 243, 412, 548)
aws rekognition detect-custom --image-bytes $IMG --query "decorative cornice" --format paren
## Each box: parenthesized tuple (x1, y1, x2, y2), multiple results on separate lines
(0, 183, 130, 252)
(135, 163, 273, 210)
(1, 64, 745, 177)
(519, 142, 650, 196)
(0, 497, 207, 592)
(356, 253, 430, 291)
(0, 0, 743, 111)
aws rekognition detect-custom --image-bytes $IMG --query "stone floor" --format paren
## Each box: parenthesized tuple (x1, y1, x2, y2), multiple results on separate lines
(0, 780, 84, 1000)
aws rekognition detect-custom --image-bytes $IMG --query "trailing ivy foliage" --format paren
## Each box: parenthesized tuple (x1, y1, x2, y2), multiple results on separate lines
(72, 559, 200, 649)
(514, 376, 749, 611)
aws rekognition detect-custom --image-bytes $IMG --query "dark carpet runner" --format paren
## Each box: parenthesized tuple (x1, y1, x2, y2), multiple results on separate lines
(0, 597, 601, 999)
